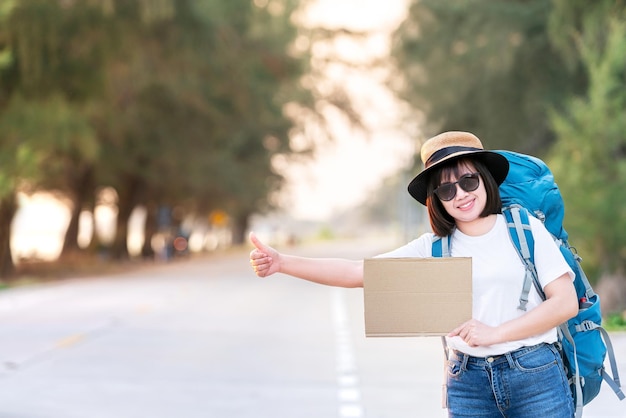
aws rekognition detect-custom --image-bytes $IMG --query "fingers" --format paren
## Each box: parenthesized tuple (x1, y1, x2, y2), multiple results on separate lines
(249, 258, 265, 277)
(449, 320, 499, 348)
(249, 250, 271, 277)
(448, 320, 479, 347)
(448, 320, 470, 338)
(248, 231, 273, 277)
(249, 231, 266, 252)
(250, 256, 267, 277)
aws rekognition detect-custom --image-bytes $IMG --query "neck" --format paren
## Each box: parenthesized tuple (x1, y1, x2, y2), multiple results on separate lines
(456, 213, 497, 236)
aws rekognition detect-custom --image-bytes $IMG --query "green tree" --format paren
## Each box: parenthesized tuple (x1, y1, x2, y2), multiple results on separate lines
(191, 0, 317, 245)
(86, 0, 315, 255)
(0, 0, 346, 269)
(0, 0, 105, 267)
(0, 95, 96, 275)
(390, 0, 584, 154)
(548, 16, 626, 280)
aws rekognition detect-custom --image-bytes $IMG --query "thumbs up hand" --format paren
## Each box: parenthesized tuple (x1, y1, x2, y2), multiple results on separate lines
(249, 232, 280, 277)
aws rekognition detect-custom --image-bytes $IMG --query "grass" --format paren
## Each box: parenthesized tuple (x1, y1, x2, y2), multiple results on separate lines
(2, 246, 248, 289)
(3, 253, 149, 288)
(604, 313, 626, 332)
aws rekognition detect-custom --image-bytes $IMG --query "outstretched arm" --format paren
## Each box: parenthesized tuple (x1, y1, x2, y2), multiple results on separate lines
(248, 232, 364, 288)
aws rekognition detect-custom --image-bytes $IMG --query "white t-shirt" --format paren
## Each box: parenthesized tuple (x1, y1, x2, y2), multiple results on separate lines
(375, 214, 574, 357)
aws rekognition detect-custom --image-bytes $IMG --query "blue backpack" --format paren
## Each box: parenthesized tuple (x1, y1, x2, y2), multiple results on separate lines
(433, 150, 624, 417)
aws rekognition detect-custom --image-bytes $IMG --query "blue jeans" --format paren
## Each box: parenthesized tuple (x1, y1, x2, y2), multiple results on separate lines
(446, 343, 574, 417)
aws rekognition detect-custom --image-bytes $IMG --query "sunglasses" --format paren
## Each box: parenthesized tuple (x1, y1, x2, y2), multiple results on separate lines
(433, 172, 481, 201)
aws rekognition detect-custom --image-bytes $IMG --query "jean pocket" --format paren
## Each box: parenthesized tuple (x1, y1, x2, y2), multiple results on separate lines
(447, 358, 464, 378)
(514, 347, 558, 373)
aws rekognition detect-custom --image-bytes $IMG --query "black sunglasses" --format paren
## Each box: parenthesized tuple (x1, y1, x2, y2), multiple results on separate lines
(434, 172, 481, 201)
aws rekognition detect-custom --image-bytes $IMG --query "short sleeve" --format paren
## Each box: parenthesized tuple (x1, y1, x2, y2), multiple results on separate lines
(529, 216, 575, 289)
(374, 233, 435, 258)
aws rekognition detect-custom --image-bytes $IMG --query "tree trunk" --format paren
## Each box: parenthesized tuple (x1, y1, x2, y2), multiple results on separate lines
(110, 176, 140, 260)
(141, 201, 157, 259)
(231, 211, 249, 246)
(0, 194, 18, 279)
(61, 165, 94, 256)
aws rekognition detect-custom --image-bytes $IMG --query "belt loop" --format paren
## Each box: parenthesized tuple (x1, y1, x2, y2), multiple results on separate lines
(505, 352, 515, 369)
(460, 352, 469, 371)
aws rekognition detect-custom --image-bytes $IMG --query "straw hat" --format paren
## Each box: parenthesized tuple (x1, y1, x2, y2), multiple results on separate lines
(407, 131, 509, 205)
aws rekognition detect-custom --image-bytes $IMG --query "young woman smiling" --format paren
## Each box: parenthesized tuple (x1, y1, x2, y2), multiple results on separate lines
(249, 131, 578, 417)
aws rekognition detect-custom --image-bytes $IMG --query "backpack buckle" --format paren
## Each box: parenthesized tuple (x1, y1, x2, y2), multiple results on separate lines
(576, 320, 598, 332)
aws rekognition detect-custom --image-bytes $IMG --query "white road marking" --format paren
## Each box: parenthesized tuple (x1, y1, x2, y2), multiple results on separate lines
(332, 287, 364, 417)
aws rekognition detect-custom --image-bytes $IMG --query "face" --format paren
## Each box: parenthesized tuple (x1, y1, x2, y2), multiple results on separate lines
(437, 162, 487, 224)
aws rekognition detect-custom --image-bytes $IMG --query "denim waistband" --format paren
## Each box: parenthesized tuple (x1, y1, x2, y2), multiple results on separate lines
(450, 342, 554, 368)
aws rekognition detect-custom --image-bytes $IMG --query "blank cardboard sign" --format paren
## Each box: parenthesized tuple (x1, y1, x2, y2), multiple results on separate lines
(364, 257, 472, 337)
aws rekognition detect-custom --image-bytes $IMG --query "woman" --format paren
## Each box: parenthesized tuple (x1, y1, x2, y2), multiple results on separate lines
(249, 131, 578, 417)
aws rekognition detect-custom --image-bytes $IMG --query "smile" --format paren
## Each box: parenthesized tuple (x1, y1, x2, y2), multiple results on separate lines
(458, 199, 475, 210)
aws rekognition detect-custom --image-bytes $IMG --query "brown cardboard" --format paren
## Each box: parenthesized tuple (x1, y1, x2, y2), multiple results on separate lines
(363, 257, 472, 337)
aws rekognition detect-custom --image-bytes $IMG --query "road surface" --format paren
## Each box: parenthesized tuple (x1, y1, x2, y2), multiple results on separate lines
(0, 240, 624, 417)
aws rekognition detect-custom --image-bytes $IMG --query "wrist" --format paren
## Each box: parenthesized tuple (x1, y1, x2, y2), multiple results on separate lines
(494, 325, 509, 345)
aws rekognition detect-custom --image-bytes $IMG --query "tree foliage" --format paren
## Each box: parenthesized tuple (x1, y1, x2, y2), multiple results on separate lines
(548, 13, 626, 279)
(390, 0, 585, 154)
(391, 0, 626, 286)
(0, 0, 319, 274)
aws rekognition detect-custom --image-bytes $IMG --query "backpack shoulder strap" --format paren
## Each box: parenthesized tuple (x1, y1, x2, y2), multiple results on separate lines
(598, 326, 625, 400)
(436, 208, 540, 310)
(432, 233, 452, 375)
(504, 207, 584, 416)
(502, 206, 543, 309)
(432, 235, 450, 258)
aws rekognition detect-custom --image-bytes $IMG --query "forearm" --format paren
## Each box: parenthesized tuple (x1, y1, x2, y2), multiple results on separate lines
(497, 295, 576, 343)
(497, 276, 578, 343)
(279, 254, 364, 288)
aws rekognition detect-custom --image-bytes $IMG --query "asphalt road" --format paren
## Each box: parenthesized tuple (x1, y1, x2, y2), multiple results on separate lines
(0, 240, 624, 418)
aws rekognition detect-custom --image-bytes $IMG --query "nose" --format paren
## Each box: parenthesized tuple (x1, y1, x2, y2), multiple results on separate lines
(454, 182, 469, 199)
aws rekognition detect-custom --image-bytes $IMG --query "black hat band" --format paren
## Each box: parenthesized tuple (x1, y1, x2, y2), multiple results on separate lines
(425, 146, 482, 168)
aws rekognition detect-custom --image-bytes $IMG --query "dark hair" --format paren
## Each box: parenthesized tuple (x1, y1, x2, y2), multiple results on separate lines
(425, 157, 502, 237)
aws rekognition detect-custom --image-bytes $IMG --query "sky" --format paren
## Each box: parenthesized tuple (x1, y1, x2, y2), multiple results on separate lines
(278, 0, 416, 221)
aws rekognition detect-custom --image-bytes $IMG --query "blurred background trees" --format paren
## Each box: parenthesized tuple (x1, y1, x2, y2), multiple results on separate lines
(548, 10, 626, 282)
(390, 0, 626, 311)
(0, 0, 325, 275)
(0, 0, 625, 309)
(391, 0, 587, 154)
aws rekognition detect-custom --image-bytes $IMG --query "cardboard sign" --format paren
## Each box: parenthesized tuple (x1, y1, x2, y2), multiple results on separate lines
(364, 257, 472, 337)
